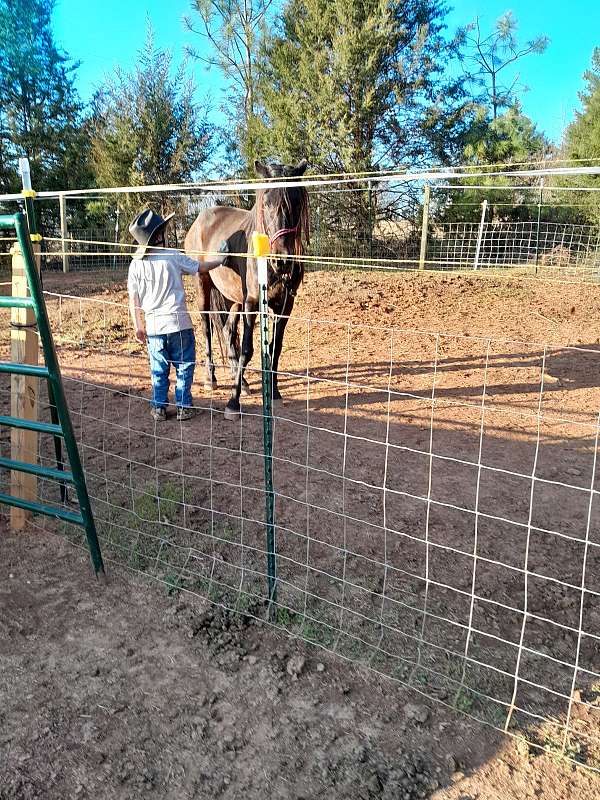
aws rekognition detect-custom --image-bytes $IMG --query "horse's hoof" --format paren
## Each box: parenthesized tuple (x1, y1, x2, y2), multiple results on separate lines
(224, 404, 241, 421)
(272, 397, 284, 410)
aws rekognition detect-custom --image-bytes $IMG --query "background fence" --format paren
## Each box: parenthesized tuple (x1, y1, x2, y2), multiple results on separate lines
(429, 221, 600, 274)
(34, 218, 600, 278)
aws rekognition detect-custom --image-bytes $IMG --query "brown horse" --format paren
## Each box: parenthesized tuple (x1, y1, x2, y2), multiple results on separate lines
(185, 159, 310, 419)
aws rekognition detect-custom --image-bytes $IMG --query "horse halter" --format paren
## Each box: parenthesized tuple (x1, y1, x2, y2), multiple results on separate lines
(255, 192, 309, 307)
(268, 224, 300, 247)
(256, 196, 302, 249)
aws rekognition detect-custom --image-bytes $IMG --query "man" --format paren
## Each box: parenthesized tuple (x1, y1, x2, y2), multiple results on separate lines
(127, 208, 228, 422)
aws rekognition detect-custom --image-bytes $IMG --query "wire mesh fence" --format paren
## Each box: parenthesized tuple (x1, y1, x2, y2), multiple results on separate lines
(429, 221, 600, 276)
(41, 228, 130, 271)
(22, 216, 600, 279)
(0, 167, 600, 281)
(2, 165, 600, 771)
(2, 287, 600, 769)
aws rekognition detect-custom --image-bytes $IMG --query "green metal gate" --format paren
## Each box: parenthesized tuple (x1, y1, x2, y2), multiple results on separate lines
(0, 211, 104, 576)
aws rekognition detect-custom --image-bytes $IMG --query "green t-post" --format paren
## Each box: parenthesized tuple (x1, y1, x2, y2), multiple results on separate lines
(253, 232, 277, 612)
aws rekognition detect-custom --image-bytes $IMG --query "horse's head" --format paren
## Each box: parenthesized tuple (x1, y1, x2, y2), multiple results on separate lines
(254, 159, 310, 265)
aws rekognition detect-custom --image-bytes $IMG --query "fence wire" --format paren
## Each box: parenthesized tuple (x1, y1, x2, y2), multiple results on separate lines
(2, 169, 600, 769)
(429, 221, 600, 276)
(2, 287, 600, 770)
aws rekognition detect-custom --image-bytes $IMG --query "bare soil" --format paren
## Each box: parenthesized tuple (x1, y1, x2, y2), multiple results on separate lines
(2, 268, 600, 798)
(2, 528, 600, 800)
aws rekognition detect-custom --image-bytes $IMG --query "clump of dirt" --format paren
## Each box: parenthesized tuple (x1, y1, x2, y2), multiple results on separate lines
(311, 741, 436, 799)
(165, 602, 260, 671)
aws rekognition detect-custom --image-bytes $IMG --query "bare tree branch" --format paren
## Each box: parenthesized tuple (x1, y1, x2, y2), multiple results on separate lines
(463, 13, 549, 118)
(185, 0, 273, 167)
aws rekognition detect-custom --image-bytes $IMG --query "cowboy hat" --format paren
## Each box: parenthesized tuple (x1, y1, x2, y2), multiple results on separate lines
(129, 209, 175, 258)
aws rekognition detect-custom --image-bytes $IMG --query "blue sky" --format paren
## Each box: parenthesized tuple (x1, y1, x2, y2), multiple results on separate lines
(54, 0, 600, 146)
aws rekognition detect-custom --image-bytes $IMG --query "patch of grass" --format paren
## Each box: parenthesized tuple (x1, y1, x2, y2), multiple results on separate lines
(87, 480, 212, 580)
(454, 687, 475, 714)
(369, 649, 391, 671)
(235, 589, 260, 614)
(133, 480, 184, 525)
(336, 631, 373, 661)
(410, 667, 431, 687)
(273, 606, 300, 628)
(392, 663, 412, 683)
(300, 620, 336, 648)
(187, 574, 228, 603)
(541, 730, 583, 763)
(162, 570, 194, 596)
(483, 702, 509, 729)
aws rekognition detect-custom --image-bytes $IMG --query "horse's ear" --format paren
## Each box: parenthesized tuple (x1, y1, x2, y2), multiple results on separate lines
(254, 160, 271, 178)
(291, 158, 308, 176)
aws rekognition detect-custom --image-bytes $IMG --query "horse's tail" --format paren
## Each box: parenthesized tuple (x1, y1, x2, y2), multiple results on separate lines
(209, 285, 239, 364)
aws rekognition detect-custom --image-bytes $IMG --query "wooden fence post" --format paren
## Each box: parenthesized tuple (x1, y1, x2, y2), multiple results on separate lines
(367, 180, 374, 260)
(419, 185, 431, 270)
(59, 193, 69, 273)
(10, 240, 39, 530)
(535, 178, 544, 274)
(473, 199, 488, 271)
(113, 205, 120, 270)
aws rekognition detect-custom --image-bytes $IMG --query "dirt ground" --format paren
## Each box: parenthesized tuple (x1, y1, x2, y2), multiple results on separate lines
(3, 267, 600, 797)
(2, 527, 600, 800)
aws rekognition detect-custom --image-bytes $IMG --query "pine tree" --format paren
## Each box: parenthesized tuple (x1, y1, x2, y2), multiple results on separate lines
(458, 13, 549, 120)
(255, 0, 472, 236)
(0, 0, 91, 191)
(441, 105, 550, 222)
(564, 48, 600, 224)
(258, 0, 470, 173)
(90, 28, 214, 225)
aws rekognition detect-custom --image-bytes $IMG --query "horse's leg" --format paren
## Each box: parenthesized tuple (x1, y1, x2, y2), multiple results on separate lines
(202, 313, 217, 390)
(224, 301, 257, 420)
(225, 304, 240, 379)
(196, 273, 217, 390)
(269, 295, 295, 403)
(225, 303, 252, 396)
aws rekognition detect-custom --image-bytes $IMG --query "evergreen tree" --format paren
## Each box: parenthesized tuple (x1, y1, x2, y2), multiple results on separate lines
(563, 48, 600, 225)
(254, 0, 473, 236)
(90, 28, 214, 225)
(463, 105, 548, 165)
(258, 0, 470, 174)
(0, 0, 91, 191)
(440, 105, 550, 222)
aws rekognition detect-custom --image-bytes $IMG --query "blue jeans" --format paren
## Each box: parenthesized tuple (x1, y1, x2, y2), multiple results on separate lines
(147, 328, 196, 409)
